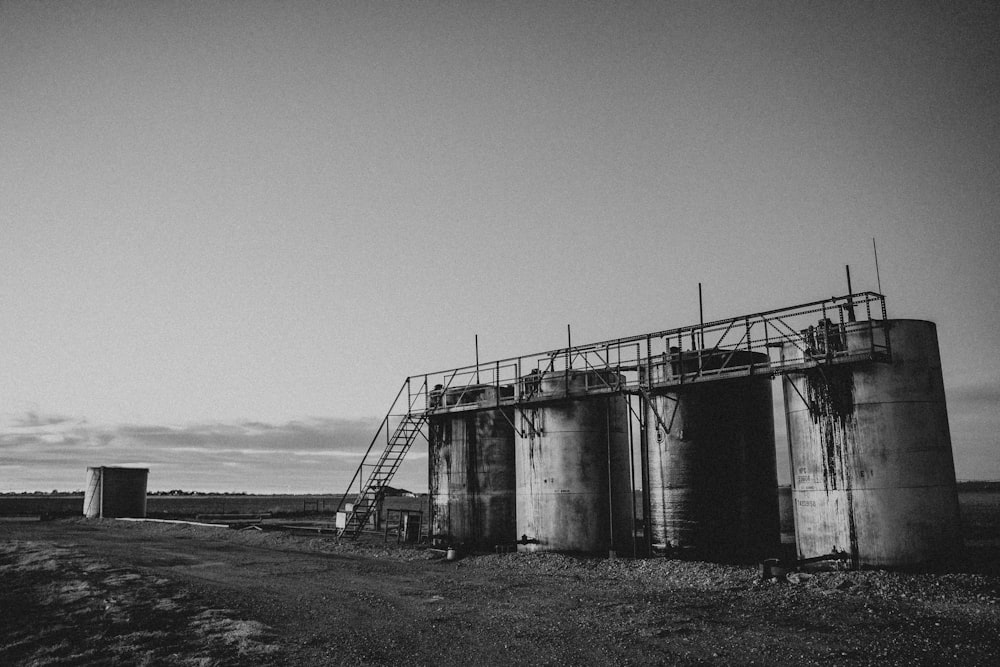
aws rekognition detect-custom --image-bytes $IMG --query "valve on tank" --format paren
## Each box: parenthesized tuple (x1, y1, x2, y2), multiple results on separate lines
(429, 384, 444, 409)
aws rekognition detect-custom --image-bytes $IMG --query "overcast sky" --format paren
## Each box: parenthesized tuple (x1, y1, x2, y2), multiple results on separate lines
(2, 1, 998, 493)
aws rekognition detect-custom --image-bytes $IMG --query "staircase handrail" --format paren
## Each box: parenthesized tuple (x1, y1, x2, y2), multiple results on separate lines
(335, 377, 410, 513)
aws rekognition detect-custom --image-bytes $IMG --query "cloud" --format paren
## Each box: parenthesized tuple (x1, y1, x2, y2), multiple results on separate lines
(7, 378, 991, 494)
(3, 411, 83, 429)
(0, 413, 397, 493)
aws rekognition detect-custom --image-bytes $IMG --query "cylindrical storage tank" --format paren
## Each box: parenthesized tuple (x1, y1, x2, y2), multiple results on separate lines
(83, 467, 102, 519)
(428, 385, 516, 549)
(645, 350, 780, 561)
(515, 370, 633, 555)
(83, 467, 148, 519)
(782, 319, 962, 568)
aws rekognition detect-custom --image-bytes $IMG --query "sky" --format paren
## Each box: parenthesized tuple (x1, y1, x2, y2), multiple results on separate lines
(2, 0, 998, 493)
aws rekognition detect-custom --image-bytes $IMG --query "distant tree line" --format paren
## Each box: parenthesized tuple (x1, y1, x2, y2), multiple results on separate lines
(0, 489, 252, 496)
(4, 481, 998, 496)
(0, 490, 85, 496)
(149, 490, 250, 496)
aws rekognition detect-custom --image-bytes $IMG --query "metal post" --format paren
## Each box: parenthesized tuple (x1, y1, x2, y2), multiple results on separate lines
(764, 317, 771, 368)
(566, 324, 572, 395)
(567, 324, 572, 368)
(824, 316, 831, 360)
(697, 284, 705, 377)
(645, 335, 652, 388)
(516, 357, 522, 402)
(881, 296, 892, 359)
(873, 237, 882, 294)
(866, 299, 875, 355)
(698, 282, 704, 349)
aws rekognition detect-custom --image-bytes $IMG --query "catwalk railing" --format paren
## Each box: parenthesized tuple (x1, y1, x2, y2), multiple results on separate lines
(415, 291, 889, 413)
(335, 292, 889, 533)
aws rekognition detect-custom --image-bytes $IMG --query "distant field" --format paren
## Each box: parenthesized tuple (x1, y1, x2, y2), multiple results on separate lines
(0, 494, 348, 518)
(959, 490, 1000, 541)
(2, 490, 997, 537)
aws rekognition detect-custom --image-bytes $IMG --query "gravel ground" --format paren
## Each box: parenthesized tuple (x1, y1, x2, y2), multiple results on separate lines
(2, 519, 998, 666)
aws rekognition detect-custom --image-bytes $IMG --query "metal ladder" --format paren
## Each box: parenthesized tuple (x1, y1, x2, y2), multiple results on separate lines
(337, 378, 428, 538)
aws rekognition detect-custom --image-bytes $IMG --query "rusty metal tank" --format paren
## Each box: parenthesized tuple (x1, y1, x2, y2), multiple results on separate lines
(515, 369, 633, 555)
(645, 349, 779, 561)
(428, 384, 516, 549)
(782, 319, 962, 568)
(83, 466, 148, 519)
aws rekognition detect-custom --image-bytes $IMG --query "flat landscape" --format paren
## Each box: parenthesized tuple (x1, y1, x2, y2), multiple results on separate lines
(0, 494, 348, 519)
(2, 491, 998, 666)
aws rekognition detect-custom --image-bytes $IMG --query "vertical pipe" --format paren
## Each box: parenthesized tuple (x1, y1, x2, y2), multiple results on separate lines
(606, 396, 614, 558)
(427, 427, 434, 540)
(638, 392, 652, 556)
(845, 265, 857, 322)
(783, 383, 798, 558)
(475, 335, 480, 384)
(627, 392, 637, 557)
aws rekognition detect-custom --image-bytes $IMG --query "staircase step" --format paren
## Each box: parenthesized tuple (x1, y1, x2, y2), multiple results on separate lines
(337, 407, 428, 539)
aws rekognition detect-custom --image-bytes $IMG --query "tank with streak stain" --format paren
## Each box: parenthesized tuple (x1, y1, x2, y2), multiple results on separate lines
(782, 319, 962, 568)
(645, 349, 780, 561)
(83, 466, 149, 519)
(428, 384, 516, 549)
(515, 369, 633, 555)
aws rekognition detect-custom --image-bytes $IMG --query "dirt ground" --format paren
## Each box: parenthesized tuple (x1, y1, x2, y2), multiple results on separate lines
(2, 519, 999, 666)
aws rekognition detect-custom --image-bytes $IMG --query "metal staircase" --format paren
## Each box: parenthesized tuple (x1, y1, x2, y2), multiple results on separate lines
(337, 378, 428, 538)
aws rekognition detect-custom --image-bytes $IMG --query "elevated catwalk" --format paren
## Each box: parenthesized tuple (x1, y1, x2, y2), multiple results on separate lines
(334, 292, 957, 568)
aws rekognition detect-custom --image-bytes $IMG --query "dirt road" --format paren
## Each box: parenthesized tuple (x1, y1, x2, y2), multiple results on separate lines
(2, 519, 998, 666)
